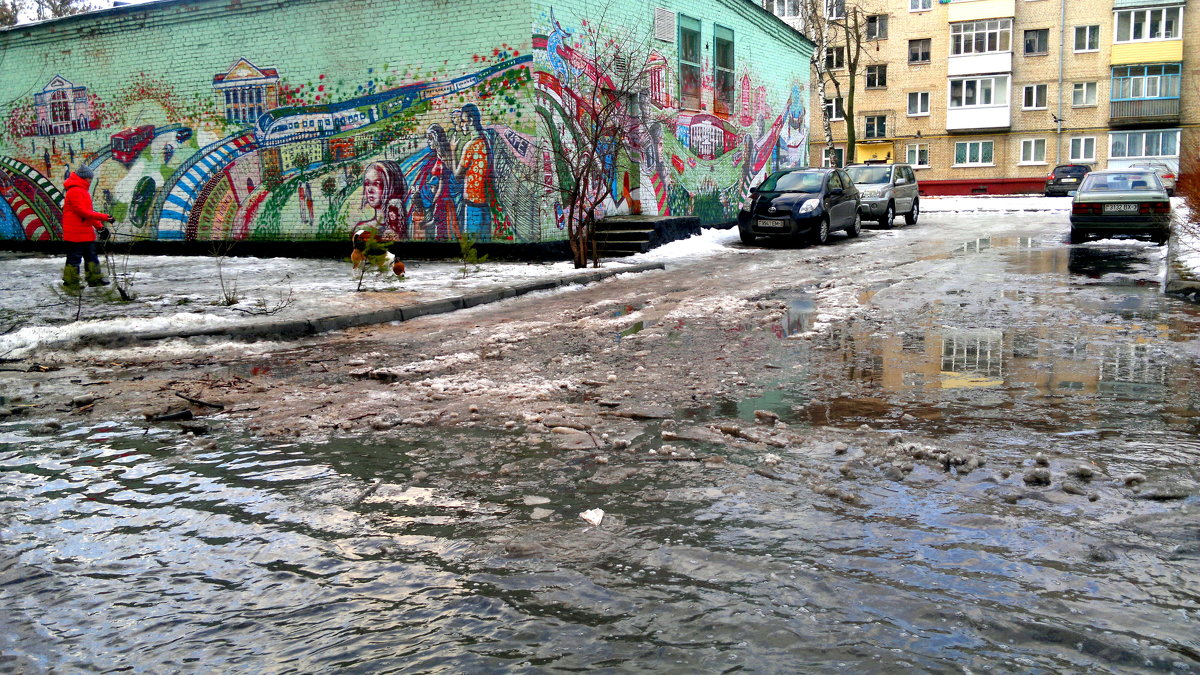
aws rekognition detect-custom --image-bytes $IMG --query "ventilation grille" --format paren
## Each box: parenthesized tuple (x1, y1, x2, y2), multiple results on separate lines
(654, 8, 675, 42)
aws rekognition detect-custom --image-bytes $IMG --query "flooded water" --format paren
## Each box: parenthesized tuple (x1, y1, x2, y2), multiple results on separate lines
(3, 228, 1199, 672)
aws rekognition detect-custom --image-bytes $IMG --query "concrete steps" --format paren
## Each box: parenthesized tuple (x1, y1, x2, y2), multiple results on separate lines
(593, 215, 702, 257)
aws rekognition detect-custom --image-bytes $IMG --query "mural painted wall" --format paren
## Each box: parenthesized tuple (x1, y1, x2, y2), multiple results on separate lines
(0, 0, 811, 248)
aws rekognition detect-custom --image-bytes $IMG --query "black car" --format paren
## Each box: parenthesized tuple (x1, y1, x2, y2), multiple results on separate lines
(738, 168, 862, 245)
(1044, 164, 1091, 197)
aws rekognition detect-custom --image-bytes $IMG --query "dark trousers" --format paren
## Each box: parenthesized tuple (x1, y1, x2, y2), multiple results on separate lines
(65, 241, 99, 268)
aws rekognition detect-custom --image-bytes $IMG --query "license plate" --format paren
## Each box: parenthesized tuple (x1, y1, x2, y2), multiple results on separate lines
(1062, 178, 1077, 183)
(1103, 203, 1138, 213)
(756, 219, 788, 230)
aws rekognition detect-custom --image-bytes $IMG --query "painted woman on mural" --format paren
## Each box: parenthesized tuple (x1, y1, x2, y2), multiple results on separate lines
(356, 160, 409, 240)
(413, 124, 460, 240)
(455, 104, 494, 241)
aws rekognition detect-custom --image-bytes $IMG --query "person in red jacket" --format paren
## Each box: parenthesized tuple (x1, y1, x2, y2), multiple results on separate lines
(61, 165, 114, 291)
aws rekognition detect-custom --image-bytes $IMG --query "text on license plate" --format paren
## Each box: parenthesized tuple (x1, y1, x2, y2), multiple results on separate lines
(1103, 203, 1139, 213)
(1062, 178, 1077, 183)
(757, 219, 788, 229)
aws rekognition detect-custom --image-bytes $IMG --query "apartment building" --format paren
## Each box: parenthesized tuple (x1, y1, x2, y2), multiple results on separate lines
(764, 0, 1196, 193)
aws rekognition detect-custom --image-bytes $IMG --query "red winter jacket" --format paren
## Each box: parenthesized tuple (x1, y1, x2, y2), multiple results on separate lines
(62, 173, 111, 243)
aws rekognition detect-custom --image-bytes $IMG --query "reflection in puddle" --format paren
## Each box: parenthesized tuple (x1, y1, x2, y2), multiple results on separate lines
(782, 295, 816, 336)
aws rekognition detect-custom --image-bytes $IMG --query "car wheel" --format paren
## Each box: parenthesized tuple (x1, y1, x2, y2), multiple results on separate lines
(812, 217, 830, 245)
(739, 225, 756, 246)
(1069, 228, 1087, 244)
(881, 202, 895, 228)
(1152, 231, 1169, 246)
(904, 198, 919, 226)
(846, 211, 862, 238)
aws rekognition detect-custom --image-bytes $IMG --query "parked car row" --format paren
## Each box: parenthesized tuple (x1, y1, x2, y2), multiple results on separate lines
(736, 160, 1175, 249)
(737, 162, 920, 246)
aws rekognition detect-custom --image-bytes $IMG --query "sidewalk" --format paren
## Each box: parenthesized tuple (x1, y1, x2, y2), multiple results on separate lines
(0, 230, 737, 359)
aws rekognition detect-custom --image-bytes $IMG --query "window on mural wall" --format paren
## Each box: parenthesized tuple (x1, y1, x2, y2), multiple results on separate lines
(713, 25, 735, 116)
(1115, 7, 1182, 42)
(951, 18, 1012, 55)
(50, 91, 70, 124)
(679, 15, 702, 110)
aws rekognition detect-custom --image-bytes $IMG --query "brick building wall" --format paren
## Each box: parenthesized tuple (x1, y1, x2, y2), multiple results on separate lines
(0, 0, 812, 249)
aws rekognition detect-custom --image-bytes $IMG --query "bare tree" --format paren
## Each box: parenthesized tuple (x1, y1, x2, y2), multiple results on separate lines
(33, 0, 95, 20)
(0, 0, 20, 26)
(798, 0, 839, 165)
(801, 0, 878, 166)
(534, 3, 657, 268)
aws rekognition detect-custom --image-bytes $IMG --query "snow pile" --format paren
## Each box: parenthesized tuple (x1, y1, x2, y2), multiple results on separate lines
(1170, 198, 1200, 283)
(922, 195, 1072, 213)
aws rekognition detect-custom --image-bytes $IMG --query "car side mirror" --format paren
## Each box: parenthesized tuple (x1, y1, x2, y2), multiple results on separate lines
(749, 186, 759, 194)
(829, 187, 844, 196)
(895, 178, 908, 185)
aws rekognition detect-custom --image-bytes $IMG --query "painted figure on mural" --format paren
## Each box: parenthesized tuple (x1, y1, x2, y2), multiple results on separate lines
(357, 160, 408, 241)
(60, 165, 114, 291)
(456, 104, 494, 240)
(413, 124, 460, 240)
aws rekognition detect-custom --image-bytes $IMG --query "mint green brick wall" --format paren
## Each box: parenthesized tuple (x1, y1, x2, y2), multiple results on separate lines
(531, 0, 812, 225)
(0, 0, 536, 245)
(0, 0, 810, 247)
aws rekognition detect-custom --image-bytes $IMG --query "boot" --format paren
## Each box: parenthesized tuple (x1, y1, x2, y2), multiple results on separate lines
(85, 262, 109, 287)
(62, 264, 82, 292)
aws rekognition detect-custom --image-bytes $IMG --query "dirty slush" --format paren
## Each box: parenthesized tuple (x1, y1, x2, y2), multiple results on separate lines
(3, 219, 1200, 671)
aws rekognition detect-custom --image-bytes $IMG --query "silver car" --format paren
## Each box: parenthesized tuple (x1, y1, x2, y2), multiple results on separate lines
(1127, 162, 1177, 196)
(844, 163, 920, 227)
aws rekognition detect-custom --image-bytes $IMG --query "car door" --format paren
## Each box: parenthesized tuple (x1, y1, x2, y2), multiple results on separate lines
(894, 166, 914, 213)
(826, 171, 848, 228)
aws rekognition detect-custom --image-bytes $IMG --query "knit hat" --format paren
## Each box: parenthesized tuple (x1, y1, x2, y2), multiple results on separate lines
(75, 165, 93, 180)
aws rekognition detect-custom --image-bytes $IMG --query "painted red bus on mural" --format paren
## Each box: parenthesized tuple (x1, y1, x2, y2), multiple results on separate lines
(111, 125, 156, 164)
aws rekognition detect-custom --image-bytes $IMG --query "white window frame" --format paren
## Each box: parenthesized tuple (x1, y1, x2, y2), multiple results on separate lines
(1109, 129, 1180, 159)
(763, 0, 801, 19)
(949, 75, 1010, 109)
(953, 140, 995, 167)
(910, 0, 931, 11)
(1073, 25, 1100, 52)
(1072, 82, 1097, 107)
(906, 142, 929, 167)
(907, 91, 930, 116)
(823, 97, 845, 121)
(1020, 138, 1047, 165)
(1022, 84, 1047, 110)
(826, 0, 845, 20)
(950, 18, 1013, 56)
(1023, 28, 1050, 55)
(822, 146, 845, 167)
(1069, 136, 1096, 163)
(1114, 6, 1183, 43)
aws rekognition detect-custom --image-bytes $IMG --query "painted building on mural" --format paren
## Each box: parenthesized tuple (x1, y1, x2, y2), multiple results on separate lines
(0, 0, 812, 249)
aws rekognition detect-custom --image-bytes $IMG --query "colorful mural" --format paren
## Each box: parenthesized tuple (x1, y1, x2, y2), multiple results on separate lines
(0, 0, 810, 248)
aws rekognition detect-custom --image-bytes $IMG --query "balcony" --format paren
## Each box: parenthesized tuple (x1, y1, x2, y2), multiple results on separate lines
(947, 106, 1011, 131)
(948, 52, 1012, 77)
(1109, 98, 1181, 127)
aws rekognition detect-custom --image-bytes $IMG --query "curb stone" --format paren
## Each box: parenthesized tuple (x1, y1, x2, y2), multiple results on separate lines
(74, 262, 666, 348)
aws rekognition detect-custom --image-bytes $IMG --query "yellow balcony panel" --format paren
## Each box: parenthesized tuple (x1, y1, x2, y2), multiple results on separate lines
(855, 142, 894, 162)
(1111, 41, 1183, 65)
(948, 0, 1016, 22)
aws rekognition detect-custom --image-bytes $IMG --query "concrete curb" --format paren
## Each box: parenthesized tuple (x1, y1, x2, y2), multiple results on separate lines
(77, 261, 666, 348)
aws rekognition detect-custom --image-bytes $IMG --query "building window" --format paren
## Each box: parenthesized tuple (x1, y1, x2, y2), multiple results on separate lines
(907, 143, 929, 166)
(954, 140, 995, 166)
(910, 0, 931, 11)
(1115, 7, 1182, 43)
(1072, 82, 1097, 107)
(1020, 138, 1047, 164)
(865, 115, 887, 139)
(907, 91, 930, 116)
(951, 19, 1013, 56)
(950, 76, 1009, 108)
(49, 91, 70, 125)
(713, 25, 735, 115)
(1070, 136, 1096, 162)
(823, 146, 845, 167)
(1110, 129, 1179, 158)
(763, 0, 800, 18)
(1074, 25, 1099, 51)
(826, 0, 844, 20)
(1024, 29, 1049, 55)
(866, 15, 888, 40)
(909, 38, 931, 63)
(678, 15, 702, 110)
(824, 97, 845, 121)
(1111, 63, 1181, 100)
(825, 46, 845, 70)
(866, 64, 887, 89)
(1022, 84, 1047, 109)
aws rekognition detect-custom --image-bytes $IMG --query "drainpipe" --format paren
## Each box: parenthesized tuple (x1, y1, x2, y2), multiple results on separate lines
(1056, 0, 1066, 164)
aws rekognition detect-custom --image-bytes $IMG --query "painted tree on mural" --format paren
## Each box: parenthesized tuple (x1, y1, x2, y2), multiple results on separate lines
(535, 8, 658, 268)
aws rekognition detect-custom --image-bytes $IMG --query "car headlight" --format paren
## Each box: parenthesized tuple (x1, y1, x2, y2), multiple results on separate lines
(797, 199, 819, 214)
(860, 188, 882, 198)
(740, 197, 752, 212)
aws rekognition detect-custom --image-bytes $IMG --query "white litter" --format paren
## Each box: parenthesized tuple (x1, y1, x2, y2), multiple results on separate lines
(579, 508, 605, 527)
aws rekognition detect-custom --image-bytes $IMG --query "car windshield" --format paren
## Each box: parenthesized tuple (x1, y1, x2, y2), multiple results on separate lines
(844, 166, 891, 184)
(1053, 165, 1089, 178)
(759, 171, 824, 192)
(1080, 172, 1159, 192)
